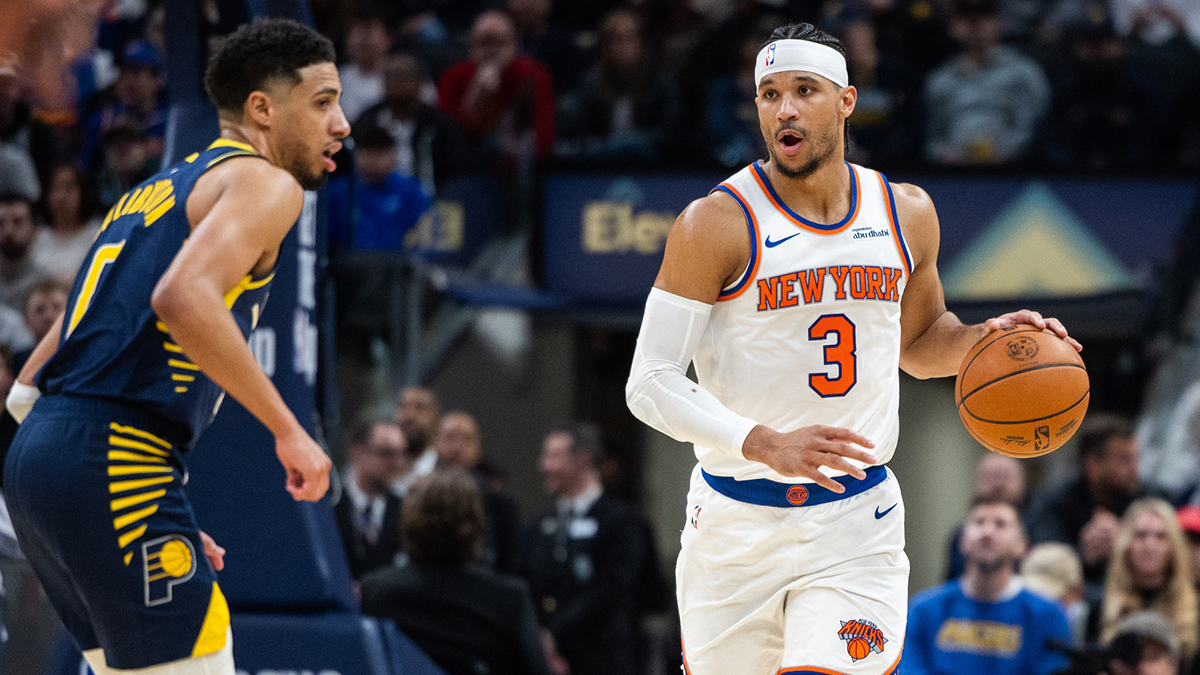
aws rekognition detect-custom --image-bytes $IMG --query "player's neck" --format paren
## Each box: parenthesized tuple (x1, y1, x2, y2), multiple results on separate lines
(962, 562, 1015, 602)
(761, 156, 851, 224)
(561, 475, 600, 500)
(216, 123, 279, 166)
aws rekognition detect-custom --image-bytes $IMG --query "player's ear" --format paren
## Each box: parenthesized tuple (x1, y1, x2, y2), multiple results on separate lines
(840, 85, 857, 119)
(245, 90, 273, 127)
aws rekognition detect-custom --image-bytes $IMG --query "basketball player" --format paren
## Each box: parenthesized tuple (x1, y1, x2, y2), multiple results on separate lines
(2, 19, 344, 674)
(625, 23, 1081, 675)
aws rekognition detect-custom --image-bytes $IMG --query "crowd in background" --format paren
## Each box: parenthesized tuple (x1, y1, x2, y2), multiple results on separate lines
(0, 1, 1197, 674)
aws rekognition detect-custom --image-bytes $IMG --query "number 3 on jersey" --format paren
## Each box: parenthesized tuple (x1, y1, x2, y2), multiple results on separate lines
(808, 314, 856, 397)
(67, 242, 125, 337)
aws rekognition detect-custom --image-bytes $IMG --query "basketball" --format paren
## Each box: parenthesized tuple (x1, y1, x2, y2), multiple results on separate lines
(847, 637, 871, 661)
(955, 325, 1089, 458)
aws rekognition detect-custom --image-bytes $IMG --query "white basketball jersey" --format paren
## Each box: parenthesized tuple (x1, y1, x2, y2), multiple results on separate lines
(694, 161, 913, 482)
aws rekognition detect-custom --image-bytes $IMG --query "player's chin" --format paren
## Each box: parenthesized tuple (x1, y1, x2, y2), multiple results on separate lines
(297, 168, 330, 191)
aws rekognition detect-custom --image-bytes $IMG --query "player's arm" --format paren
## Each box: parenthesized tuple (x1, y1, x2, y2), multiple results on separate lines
(4, 310, 63, 422)
(151, 159, 330, 501)
(895, 183, 1080, 380)
(626, 193, 874, 490)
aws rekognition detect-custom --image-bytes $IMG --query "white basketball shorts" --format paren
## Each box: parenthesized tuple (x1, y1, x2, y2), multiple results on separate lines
(677, 464, 908, 675)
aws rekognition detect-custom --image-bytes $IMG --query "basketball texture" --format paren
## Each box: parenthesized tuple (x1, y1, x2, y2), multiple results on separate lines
(955, 325, 1089, 458)
(847, 637, 871, 661)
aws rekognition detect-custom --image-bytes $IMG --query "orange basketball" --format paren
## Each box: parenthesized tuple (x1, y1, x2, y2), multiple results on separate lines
(955, 325, 1089, 458)
(847, 637, 871, 661)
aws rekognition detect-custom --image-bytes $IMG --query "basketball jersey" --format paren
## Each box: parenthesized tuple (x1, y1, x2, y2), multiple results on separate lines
(37, 139, 276, 450)
(694, 160, 913, 482)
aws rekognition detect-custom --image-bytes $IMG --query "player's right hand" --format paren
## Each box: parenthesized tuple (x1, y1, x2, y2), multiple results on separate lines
(742, 424, 877, 492)
(275, 430, 332, 502)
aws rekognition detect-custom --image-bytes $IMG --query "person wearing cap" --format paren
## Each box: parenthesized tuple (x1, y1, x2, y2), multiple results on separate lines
(81, 39, 167, 170)
(923, 0, 1051, 165)
(905, 497, 1070, 675)
(1106, 611, 1183, 675)
(624, 19, 1078, 675)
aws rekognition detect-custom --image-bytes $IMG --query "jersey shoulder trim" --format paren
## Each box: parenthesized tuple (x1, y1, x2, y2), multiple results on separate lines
(874, 171, 913, 277)
(750, 160, 860, 235)
(709, 181, 761, 301)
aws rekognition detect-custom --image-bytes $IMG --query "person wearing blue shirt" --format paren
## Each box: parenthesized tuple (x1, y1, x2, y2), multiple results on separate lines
(905, 496, 1071, 675)
(327, 123, 432, 252)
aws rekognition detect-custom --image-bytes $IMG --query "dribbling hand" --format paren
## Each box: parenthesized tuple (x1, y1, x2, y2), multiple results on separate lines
(742, 425, 877, 492)
(275, 430, 332, 502)
(984, 309, 1081, 352)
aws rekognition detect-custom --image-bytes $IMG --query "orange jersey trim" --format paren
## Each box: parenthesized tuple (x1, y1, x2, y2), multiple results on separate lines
(712, 182, 762, 302)
(777, 645, 902, 675)
(875, 172, 912, 278)
(751, 161, 860, 235)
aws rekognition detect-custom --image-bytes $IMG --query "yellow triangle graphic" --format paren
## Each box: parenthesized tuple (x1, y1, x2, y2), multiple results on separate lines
(942, 183, 1136, 301)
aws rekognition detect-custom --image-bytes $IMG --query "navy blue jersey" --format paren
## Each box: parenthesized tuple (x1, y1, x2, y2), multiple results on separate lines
(37, 139, 277, 449)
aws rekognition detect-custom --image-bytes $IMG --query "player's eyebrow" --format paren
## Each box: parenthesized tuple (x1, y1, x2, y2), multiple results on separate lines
(312, 86, 340, 99)
(758, 74, 821, 92)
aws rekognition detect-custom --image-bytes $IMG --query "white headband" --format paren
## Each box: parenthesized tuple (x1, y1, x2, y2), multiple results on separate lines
(754, 39, 849, 89)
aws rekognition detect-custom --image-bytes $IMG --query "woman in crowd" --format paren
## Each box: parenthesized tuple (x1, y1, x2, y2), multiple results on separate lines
(34, 162, 99, 282)
(1099, 497, 1199, 667)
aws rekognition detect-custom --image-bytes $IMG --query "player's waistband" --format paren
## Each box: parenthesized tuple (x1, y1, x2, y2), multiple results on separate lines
(31, 395, 191, 452)
(701, 465, 888, 507)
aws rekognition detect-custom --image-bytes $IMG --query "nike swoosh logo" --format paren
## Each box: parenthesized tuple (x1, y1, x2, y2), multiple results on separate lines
(764, 233, 802, 248)
(875, 504, 897, 519)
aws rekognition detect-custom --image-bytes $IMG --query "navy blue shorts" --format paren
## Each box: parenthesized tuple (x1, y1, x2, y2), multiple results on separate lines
(4, 396, 229, 670)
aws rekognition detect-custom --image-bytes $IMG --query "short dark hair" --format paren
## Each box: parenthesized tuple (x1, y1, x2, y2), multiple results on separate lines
(0, 192, 34, 214)
(1078, 414, 1133, 462)
(204, 18, 337, 114)
(763, 23, 851, 154)
(402, 468, 484, 567)
(353, 124, 396, 151)
(967, 495, 1026, 536)
(24, 278, 69, 309)
(40, 163, 96, 224)
(548, 422, 605, 465)
(349, 418, 401, 447)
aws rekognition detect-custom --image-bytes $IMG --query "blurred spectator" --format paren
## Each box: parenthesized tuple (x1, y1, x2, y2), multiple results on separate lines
(0, 60, 70, 184)
(437, 10, 555, 168)
(1111, 0, 1200, 48)
(1044, 8, 1162, 169)
(333, 420, 408, 579)
(11, 278, 67, 373)
(905, 497, 1070, 675)
(1022, 542, 1089, 646)
(82, 40, 166, 170)
(327, 125, 431, 252)
(339, 13, 392, 125)
(1106, 611, 1184, 675)
(546, 0, 627, 34)
(0, 193, 53, 313)
(923, 0, 1051, 165)
(361, 468, 552, 675)
(0, 144, 40, 202)
(33, 163, 99, 282)
(432, 411, 521, 573)
(509, 0, 587, 94)
(518, 423, 647, 675)
(1097, 498, 1198, 664)
(1177, 506, 1200, 591)
(839, 19, 921, 166)
(393, 386, 441, 495)
(1027, 414, 1162, 584)
(357, 53, 467, 193)
(556, 9, 680, 163)
(95, 120, 158, 210)
(705, 35, 765, 168)
(945, 453, 1028, 580)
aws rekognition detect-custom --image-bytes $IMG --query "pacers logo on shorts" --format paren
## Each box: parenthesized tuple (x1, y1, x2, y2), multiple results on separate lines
(838, 618, 887, 662)
(142, 535, 197, 607)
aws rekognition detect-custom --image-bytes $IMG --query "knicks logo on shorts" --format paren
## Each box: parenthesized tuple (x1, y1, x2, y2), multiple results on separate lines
(143, 535, 197, 607)
(786, 485, 809, 505)
(839, 618, 887, 662)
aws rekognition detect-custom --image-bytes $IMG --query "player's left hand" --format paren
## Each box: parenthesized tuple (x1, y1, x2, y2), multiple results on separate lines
(199, 530, 225, 572)
(983, 309, 1081, 352)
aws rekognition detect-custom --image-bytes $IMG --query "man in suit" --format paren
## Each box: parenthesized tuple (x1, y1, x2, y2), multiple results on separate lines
(517, 423, 648, 675)
(334, 420, 407, 579)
